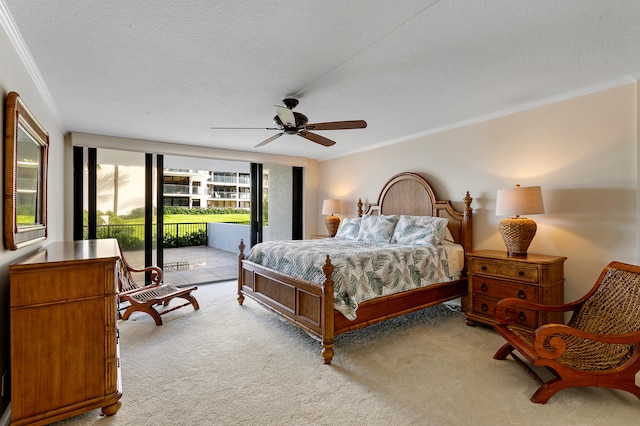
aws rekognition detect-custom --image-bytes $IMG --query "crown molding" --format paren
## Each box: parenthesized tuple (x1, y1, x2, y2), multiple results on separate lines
(0, 0, 65, 130)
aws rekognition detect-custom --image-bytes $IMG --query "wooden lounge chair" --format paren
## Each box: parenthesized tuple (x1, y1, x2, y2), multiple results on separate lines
(493, 261, 640, 403)
(117, 246, 199, 325)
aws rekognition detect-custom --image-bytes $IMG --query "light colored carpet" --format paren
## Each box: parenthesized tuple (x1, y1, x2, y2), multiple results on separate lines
(54, 280, 640, 425)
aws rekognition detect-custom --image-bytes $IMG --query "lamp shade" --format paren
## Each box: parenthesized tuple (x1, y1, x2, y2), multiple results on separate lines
(495, 185, 544, 217)
(321, 199, 341, 216)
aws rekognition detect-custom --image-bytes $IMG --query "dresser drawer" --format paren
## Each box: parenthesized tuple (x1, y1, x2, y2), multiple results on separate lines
(470, 276, 537, 302)
(472, 295, 538, 329)
(469, 258, 539, 282)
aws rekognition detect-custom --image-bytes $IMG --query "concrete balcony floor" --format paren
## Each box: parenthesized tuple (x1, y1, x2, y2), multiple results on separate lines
(124, 245, 238, 286)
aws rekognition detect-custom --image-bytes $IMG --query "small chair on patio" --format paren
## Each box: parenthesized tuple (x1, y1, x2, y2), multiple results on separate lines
(493, 261, 640, 403)
(118, 245, 200, 325)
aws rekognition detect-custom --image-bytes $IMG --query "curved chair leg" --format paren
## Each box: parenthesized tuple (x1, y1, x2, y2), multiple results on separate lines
(184, 294, 200, 310)
(531, 378, 571, 404)
(494, 343, 514, 360)
(532, 375, 640, 404)
(162, 293, 199, 310)
(616, 382, 640, 400)
(122, 305, 163, 326)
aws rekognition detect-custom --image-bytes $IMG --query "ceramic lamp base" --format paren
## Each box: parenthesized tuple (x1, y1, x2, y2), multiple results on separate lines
(325, 215, 340, 237)
(499, 217, 537, 257)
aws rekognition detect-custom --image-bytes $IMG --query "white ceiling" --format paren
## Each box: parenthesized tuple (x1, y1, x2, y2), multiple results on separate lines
(3, 0, 640, 161)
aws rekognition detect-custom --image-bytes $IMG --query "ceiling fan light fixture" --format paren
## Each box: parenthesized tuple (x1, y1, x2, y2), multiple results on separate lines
(213, 98, 366, 148)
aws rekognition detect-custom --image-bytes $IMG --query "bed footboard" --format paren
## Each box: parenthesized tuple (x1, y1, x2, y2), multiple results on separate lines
(238, 240, 336, 364)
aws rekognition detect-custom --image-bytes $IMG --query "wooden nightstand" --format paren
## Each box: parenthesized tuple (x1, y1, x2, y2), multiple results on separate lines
(465, 250, 566, 332)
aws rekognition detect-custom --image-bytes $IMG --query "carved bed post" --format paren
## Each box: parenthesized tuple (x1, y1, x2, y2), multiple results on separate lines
(460, 192, 473, 313)
(321, 255, 335, 365)
(462, 191, 473, 270)
(237, 239, 245, 305)
(357, 198, 363, 217)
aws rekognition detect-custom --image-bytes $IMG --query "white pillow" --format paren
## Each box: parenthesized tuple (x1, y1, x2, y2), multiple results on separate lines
(391, 215, 449, 246)
(335, 217, 361, 240)
(356, 215, 399, 243)
(442, 227, 456, 244)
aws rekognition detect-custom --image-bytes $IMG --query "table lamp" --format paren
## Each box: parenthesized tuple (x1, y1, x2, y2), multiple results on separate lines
(321, 198, 341, 237)
(495, 185, 544, 257)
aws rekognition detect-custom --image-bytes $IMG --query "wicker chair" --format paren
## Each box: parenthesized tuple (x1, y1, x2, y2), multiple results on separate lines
(117, 246, 199, 326)
(493, 261, 640, 403)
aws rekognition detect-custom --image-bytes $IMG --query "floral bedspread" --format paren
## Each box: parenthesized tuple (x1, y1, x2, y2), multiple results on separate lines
(245, 239, 455, 320)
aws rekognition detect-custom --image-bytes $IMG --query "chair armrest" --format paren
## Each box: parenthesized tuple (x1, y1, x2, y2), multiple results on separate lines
(533, 323, 640, 360)
(123, 264, 163, 285)
(494, 297, 581, 323)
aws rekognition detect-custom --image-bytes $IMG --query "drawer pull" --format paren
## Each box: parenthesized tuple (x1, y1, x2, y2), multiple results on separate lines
(518, 312, 526, 322)
(481, 303, 489, 312)
(480, 283, 488, 292)
(518, 271, 525, 276)
(518, 290, 526, 299)
(481, 266, 487, 271)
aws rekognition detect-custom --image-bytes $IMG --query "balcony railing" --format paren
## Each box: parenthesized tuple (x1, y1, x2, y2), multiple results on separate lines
(86, 222, 209, 250)
(210, 191, 236, 199)
(211, 175, 250, 185)
(164, 184, 208, 196)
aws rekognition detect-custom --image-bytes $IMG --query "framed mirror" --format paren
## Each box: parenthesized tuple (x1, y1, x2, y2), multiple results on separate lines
(4, 91, 49, 250)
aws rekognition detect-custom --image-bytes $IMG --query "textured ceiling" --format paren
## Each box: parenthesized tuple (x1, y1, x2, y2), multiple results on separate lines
(3, 0, 640, 161)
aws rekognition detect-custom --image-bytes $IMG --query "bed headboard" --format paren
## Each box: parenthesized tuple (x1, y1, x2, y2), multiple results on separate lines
(357, 172, 473, 256)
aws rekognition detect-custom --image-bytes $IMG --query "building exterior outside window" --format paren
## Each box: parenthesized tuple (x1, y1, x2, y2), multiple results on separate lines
(163, 169, 252, 209)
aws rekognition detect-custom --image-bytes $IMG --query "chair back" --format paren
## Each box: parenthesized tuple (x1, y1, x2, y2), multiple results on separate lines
(571, 264, 640, 335)
(118, 259, 141, 293)
(558, 263, 640, 371)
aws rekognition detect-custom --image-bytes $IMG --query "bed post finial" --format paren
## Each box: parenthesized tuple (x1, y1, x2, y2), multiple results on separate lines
(463, 191, 473, 212)
(357, 198, 363, 217)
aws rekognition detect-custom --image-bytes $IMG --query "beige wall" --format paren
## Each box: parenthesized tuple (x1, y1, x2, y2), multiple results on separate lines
(0, 21, 66, 416)
(319, 83, 638, 303)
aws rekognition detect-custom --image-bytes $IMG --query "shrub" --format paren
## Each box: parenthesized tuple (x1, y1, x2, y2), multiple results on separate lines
(162, 229, 207, 248)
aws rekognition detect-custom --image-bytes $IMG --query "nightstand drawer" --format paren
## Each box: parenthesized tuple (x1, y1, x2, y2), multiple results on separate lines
(469, 258, 539, 282)
(471, 277, 537, 301)
(472, 295, 538, 329)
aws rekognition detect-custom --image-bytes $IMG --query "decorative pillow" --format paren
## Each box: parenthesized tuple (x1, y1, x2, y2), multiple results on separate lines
(391, 215, 449, 246)
(335, 217, 361, 240)
(442, 227, 455, 244)
(356, 214, 399, 243)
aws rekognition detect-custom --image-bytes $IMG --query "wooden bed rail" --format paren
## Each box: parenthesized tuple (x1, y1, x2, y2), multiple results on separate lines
(238, 239, 337, 364)
(236, 172, 473, 364)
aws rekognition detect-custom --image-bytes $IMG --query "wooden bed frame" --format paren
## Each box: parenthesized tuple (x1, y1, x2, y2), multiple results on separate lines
(237, 172, 473, 364)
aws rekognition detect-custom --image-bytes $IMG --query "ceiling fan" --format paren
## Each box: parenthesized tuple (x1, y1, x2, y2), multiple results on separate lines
(210, 98, 367, 147)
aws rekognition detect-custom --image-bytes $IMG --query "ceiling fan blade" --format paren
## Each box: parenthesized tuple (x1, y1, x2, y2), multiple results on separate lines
(274, 106, 296, 127)
(254, 132, 283, 148)
(210, 127, 279, 130)
(297, 131, 336, 147)
(305, 120, 367, 131)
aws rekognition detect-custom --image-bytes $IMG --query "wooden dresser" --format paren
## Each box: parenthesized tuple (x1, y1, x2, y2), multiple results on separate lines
(9, 239, 122, 425)
(465, 250, 566, 332)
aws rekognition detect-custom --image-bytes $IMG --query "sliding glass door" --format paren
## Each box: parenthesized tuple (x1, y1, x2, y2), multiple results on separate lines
(74, 148, 303, 285)
(75, 147, 154, 282)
